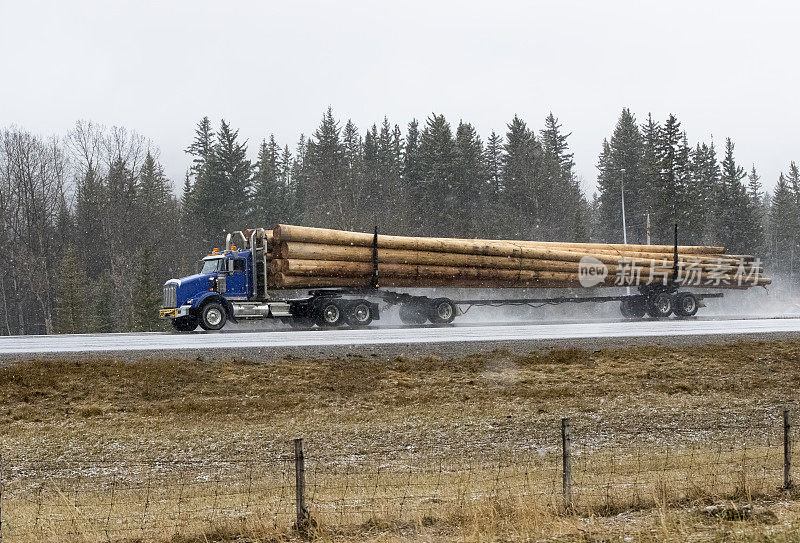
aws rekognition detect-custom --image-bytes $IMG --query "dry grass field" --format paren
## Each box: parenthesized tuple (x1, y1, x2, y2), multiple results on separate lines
(3, 338, 800, 541)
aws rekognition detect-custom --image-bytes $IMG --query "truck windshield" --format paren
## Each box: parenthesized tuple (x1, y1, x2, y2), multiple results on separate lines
(200, 258, 225, 274)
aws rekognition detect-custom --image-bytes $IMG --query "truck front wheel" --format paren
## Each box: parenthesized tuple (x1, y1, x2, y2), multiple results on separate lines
(172, 316, 199, 332)
(199, 302, 227, 331)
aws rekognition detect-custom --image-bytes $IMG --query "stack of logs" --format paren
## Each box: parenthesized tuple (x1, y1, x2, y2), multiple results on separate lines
(263, 224, 769, 290)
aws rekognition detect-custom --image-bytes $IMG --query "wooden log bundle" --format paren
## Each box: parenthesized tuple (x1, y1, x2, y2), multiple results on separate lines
(264, 224, 770, 290)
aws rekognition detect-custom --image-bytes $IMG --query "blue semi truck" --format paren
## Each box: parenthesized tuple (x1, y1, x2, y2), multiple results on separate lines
(158, 228, 392, 332)
(159, 228, 723, 332)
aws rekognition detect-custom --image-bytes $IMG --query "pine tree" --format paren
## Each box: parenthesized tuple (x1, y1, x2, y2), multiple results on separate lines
(716, 138, 762, 253)
(214, 120, 252, 231)
(136, 151, 174, 250)
(691, 141, 721, 243)
(304, 108, 345, 227)
(90, 272, 115, 333)
(639, 114, 662, 240)
(501, 115, 540, 239)
(453, 121, 485, 236)
(539, 113, 583, 240)
(131, 248, 162, 332)
(769, 173, 799, 277)
(341, 120, 367, 229)
(54, 246, 88, 334)
(483, 131, 504, 237)
(416, 114, 456, 236)
(403, 120, 423, 233)
(786, 161, 800, 205)
(596, 109, 645, 243)
(251, 135, 283, 224)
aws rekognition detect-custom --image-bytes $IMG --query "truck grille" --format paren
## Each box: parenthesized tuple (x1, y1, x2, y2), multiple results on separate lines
(162, 284, 177, 308)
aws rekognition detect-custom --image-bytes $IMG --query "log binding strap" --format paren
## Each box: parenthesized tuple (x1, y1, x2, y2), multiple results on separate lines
(672, 223, 679, 286)
(371, 225, 379, 289)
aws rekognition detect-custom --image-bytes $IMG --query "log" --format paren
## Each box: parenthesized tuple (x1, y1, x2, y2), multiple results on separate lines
(277, 242, 761, 275)
(270, 273, 598, 290)
(272, 224, 726, 255)
(270, 271, 771, 290)
(273, 259, 765, 287)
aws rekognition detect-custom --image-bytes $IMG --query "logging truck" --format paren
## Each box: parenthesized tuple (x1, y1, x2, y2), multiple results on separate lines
(158, 226, 766, 332)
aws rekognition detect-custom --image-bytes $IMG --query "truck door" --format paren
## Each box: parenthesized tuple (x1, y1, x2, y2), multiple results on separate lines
(225, 258, 249, 299)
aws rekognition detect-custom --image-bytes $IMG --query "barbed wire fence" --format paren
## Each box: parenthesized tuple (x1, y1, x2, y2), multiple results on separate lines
(0, 408, 796, 541)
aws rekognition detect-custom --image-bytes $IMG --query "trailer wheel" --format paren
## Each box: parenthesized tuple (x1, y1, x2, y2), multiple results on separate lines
(673, 292, 699, 317)
(429, 298, 456, 324)
(316, 299, 345, 328)
(399, 305, 428, 325)
(346, 300, 374, 327)
(199, 302, 227, 330)
(172, 316, 199, 332)
(620, 297, 646, 319)
(646, 292, 673, 318)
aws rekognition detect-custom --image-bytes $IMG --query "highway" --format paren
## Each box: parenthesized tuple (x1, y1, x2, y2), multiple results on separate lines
(4, 317, 800, 355)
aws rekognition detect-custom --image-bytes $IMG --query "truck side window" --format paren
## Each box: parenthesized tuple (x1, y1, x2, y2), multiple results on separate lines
(233, 259, 245, 272)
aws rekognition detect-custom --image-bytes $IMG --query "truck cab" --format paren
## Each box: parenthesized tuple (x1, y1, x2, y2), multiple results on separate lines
(159, 229, 285, 332)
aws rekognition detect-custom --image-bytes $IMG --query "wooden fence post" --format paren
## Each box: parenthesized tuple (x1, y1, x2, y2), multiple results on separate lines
(561, 418, 573, 511)
(784, 410, 793, 490)
(294, 438, 309, 530)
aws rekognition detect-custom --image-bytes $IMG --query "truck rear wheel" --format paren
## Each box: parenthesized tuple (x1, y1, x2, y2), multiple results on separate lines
(199, 302, 227, 330)
(172, 315, 199, 332)
(646, 292, 673, 318)
(428, 298, 456, 324)
(316, 299, 345, 328)
(346, 300, 373, 327)
(673, 292, 699, 317)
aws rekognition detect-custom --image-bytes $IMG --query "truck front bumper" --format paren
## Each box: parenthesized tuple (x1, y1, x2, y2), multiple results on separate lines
(159, 305, 191, 319)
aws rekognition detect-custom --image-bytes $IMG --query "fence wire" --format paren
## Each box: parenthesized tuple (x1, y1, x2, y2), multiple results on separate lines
(0, 410, 795, 541)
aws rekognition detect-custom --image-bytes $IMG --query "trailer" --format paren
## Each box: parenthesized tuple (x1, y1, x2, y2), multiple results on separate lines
(159, 228, 727, 332)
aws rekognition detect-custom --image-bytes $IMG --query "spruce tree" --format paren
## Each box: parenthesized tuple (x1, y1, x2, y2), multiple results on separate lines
(453, 121, 485, 236)
(214, 120, 252, 232)
(303, 108, 345, 228)
(416, 114, 456, 236)
(251, 135, 283, 224)
(539, 113, 583, 240)
(341, 120, 367, 229)
(484, 131, 504, 237)
(769, 173, 799, 277)
(716, 138, 762, 253)
(501, 115, 539, 239)
(54, 246, 88, 334)
(691, 141, 721, 243)
(596, 109, 644, 243)
(403, 120, 423, 233)
(131, 248, 162, 332)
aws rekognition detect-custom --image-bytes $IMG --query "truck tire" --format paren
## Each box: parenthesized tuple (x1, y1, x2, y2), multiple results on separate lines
(399, 305, 428, 325)
(316, 299, 345, 328)
(673, 292, 699, 317)
(346, 300, 373, 327)
(646, 292, 673, 318)
(428, 298, 456, 324)
(620, 297, 646, 319)
(199, 301, 227, 330)
(172, 315, 199, 332)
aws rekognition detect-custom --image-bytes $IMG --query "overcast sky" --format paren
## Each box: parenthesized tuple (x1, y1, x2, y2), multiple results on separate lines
(1, 0, 798, 195)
